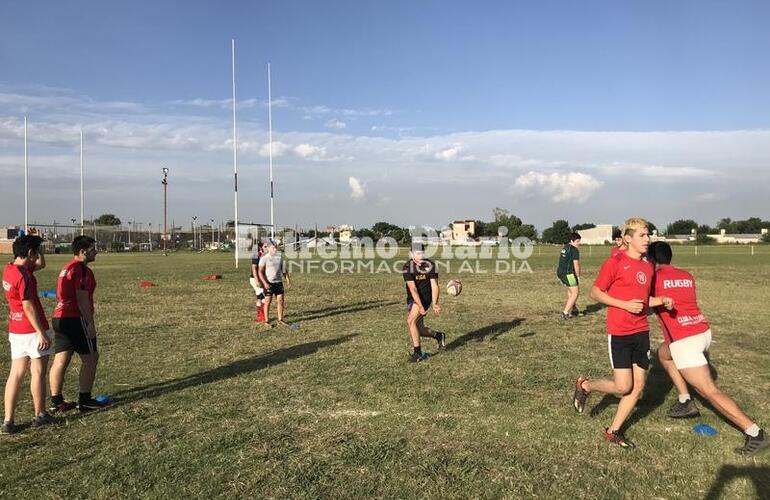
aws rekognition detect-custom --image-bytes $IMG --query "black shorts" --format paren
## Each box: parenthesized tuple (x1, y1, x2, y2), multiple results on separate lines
(406, 297, 432, 313)
(608, 331, 650, 370)
(53, 318, 97, 355)
(265, 281, 285, 296)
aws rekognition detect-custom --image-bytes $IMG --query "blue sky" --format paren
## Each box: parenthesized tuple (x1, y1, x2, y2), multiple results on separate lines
(1, 1, 769, 230)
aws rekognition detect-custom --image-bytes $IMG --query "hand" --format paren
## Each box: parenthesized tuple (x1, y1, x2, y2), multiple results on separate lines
(432, 304, 442, 314)
(625, 299, 645, 314)
(284, 281, 291, 290)
(418, 306, 427, 316)
(662, 297, 674, 311)
(37, 331, 50, 351)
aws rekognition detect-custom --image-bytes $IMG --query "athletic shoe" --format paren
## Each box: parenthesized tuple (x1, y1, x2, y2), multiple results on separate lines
(435, 332, 447, 350)
(1, 421, 16, 435)
(734, 429, 770, 456)
(408, 352, 429, 363)
(571, 309, 584, 317)
(30, 413, 55, 429)
(49, 401, 78, 414)
(573, 376, 590, 413)
(561, 312, 571, 320)
(667, 399, 700, 418)
(78, 398, 110, 412)
(603, 428, 636, 449)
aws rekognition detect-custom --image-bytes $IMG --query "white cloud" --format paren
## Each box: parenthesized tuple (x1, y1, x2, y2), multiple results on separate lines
(601, 162, 713, 178)
(513, 171, 603, 203)
(348, 177, 365, 199)
(259, 141, 291, 158)
(294, 143, 326, 160)
(325, 119, 347, 130)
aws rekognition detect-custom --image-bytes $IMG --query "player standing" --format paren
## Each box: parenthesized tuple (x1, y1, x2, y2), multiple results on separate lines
(557, 232, 582, 319)
(610, 227, 627, 257)
(2, 235, 54, 433)
(258, 241, 291, 326)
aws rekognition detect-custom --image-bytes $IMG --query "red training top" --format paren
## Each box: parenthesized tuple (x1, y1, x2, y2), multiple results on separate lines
(54, 259, 96, 319)
(594, 252, 654, 336)
(610, 246, 625, 258)
(652, 264, 710, 343)
(2, 263, 50, 334)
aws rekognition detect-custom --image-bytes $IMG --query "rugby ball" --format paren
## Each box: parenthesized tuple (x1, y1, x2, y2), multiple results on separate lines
(446, 279, 462, 297)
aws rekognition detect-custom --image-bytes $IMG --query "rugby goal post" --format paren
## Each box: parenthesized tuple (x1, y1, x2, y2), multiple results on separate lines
(236, 223, 274, 260)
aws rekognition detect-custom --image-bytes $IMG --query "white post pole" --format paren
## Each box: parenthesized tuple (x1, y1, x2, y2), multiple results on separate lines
(751, 245, 754, 256)
(695, 246, 698, 256)
(80, 128, 84, 235)
(24, 116, 28, 232)
(268, 63, 275, 240)
(232, 39, 240, 267)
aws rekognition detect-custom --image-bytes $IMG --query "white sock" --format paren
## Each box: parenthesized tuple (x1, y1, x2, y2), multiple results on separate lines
(678, 394, 691, 404)
(745, 424, 760, 437)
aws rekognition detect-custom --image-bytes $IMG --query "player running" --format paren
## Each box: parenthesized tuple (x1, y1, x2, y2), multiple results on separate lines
(557, 232, 582, 319)
(572, 218, 673, 448)
(48, 236, 109, 413)
(2, 235, 55, 433)
(647, 241, 768, 456)
(402, 243, 445, 362)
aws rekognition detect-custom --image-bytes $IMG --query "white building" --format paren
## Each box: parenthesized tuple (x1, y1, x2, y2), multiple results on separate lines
(576, 224, 613, 245)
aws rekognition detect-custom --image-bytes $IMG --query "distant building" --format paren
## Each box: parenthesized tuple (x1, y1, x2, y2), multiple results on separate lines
(576, 224, 613, 245)
(338, 224, 354, 243)
(707, 228, 768, 244)
(0, 226, 21, 254)
(451, 220, 475, 243)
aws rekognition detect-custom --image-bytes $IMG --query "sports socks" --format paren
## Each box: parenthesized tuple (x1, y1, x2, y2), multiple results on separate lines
(678, 394, 691, 403)
(745, 424, 760, 437)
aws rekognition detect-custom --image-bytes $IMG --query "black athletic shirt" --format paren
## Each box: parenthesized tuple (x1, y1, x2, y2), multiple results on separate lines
(402, 259, 438, 306)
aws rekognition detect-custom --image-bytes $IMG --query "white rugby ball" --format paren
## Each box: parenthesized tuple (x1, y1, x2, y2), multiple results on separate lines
(446, 279, 462, 297)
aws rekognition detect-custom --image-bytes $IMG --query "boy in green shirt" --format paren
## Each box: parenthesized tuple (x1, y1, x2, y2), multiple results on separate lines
(557, 232, 581, 319)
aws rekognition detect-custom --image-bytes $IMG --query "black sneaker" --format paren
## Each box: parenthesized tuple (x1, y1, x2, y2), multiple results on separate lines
(571, 309, 584, 317)
(49, 401, 78, 414)
(408, 352, 429, 363)
(30, 413, 55, 429)
(668, 399, 700, 418)
(603, 428, 636, 449)
(735, 429, 770, 456)
(561, 312, 571, 320)
(1, 421, 16, 435)
(435, 332, 447, 350)
(573, 376, 590, 413)
(78, 398, 110, 412)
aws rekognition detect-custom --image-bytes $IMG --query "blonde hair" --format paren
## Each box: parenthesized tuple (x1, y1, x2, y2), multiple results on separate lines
(622, 217, 649, 237)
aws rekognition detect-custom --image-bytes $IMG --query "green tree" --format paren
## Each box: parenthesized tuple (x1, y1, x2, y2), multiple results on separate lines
(666, 219, 698, 235)
(94, 214, 122, 226)
(572, 223, 596, 231)
(695, 233, 712, 245)
(542, 220, 571, 244)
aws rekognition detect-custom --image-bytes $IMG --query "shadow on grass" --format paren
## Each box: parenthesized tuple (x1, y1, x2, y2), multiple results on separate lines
(705, 465, 770, 500)
(445, 319, 525, 351)
(110, 334, 358, 406)
(292, 300, 399, 322)
(582, 303, 605, 315)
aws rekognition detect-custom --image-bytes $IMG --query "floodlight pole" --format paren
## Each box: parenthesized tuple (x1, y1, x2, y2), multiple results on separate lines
(148, 222, 152, 250)
(162, 168, 169, 253)
(192, 216, 198, 250)
(80, 129, 84, 235)
(24, 116, 28, 232)
(232, 39, 240, 268)
(210, 218, 215, 248)
(268, 63, 275, 240)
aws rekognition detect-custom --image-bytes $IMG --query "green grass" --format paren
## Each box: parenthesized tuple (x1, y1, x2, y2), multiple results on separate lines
(1, 246, 769, 499)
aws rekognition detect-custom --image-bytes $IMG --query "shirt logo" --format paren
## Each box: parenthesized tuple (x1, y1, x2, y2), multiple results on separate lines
(636, 271, 648, 284)
(662, 279, 693, 289)
(60, 269, 68, 278)
(623, 265, 631, 270)
(1, 280, 10, 292)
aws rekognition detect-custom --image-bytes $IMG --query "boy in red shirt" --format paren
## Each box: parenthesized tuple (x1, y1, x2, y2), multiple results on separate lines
(648, 241, 768, 456)
(572, 218, 673, 448)
(1, 235, 55, 433)
(610, 227, 627, 257)
(48, 236, 108, 413)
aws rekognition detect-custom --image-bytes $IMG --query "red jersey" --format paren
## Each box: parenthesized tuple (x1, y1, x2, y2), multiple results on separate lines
(2, 263, 50, 334)
(54, 259, 96, 319)
(594, 252, 654, 336)
(610, 246, 625, 258)
(652, 265, 709, 343)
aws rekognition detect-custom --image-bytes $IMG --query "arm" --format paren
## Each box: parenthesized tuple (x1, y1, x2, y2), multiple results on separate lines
(21, 300, 50, 350)
(76, 289, 97, 337)
(590, 286, 644, 314)
(251, 263, 258, 279)
(649, 296, 674, 310)
(573, 260, 581, 278)
(406, 281, 426, 314)
(283, 269, 291, 288)
(430, 279, 441, 313)
(258, 265, 270, 289)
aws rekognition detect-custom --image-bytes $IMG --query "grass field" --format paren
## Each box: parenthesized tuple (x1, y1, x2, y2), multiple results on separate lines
(1, 246, 769, 499)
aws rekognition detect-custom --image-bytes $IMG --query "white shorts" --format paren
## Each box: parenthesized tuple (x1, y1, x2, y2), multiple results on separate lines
(249, 277, 265, 297)
(670, 329, 712, 370)
(8, 330, 54, 360)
